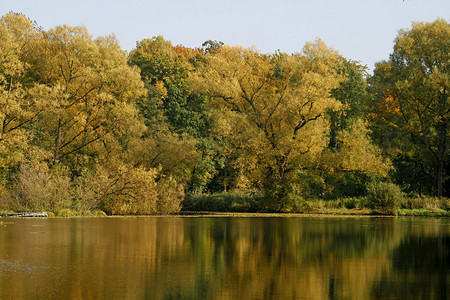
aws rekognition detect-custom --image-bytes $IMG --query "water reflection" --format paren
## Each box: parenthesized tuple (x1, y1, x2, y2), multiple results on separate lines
(0, 217, 448, 299)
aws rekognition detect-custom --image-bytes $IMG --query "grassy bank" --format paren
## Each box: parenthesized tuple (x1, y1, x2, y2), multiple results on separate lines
(1, 193, 448, 217)
(182, 191, 262, 213)
(182, 192, 450, 217)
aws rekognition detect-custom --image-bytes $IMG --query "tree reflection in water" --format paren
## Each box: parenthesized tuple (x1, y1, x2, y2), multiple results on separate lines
(0, 217, 448, 299)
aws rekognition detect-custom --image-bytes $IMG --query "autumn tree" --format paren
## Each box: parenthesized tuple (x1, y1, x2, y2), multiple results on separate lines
(319, 59, 389, 198)
(1, 14, 186, 214)
(25, 25, 147, 168)
(202, 40, 224, 54)
(0, 13, 53, 193)
(369, 19, 449, 197)
(128, 37, 221, 191)
(193, 41, 347, 209)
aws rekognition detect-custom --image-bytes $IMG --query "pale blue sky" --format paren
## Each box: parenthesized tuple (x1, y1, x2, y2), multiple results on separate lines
(1, 0, 449, 72)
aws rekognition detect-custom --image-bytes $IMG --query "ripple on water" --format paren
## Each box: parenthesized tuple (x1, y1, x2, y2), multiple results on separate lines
(0, 258, 51, 277)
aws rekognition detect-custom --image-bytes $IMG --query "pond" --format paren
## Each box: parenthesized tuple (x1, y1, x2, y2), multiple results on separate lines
(0, 216, 448, 299)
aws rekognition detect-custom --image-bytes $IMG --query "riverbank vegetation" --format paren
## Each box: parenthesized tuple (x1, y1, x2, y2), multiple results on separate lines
(0, 13, 448, 216)
(182, 191, 449, 217)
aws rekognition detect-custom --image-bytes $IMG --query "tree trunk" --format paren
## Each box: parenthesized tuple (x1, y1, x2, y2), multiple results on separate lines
(435, 119, 447, 198)
(328, 112, 337, 149)
(435, 160, 444, 198)
(53, 118, 62, 165)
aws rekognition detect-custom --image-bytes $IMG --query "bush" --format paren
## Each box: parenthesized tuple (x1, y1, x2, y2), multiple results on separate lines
(400, 196, 449, 211)
(94, 164, 184, 215)
(441, 198, 450, 211)
(366, 182, 403, 215)
(12, 163, 72, 212)
(322, 199, 343, 209)
(182, 191, 260, 212)
(343, 197, 359, 209)
(72, 168, 105, 213)
(400, 197, 425, 209)
(56, 209, 81, 217)
(3, 161, 184, 215)
(90, 210, 107, 217)
(98, 165, 184, 215)
(293, 199, 324, 213)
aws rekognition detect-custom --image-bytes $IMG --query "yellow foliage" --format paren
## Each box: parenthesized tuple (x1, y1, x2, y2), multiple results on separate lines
(334, 120, 391, 176)
(90, 163, 184, 215)
(193, 40, 344, 186)
(127, 128, 199, 183)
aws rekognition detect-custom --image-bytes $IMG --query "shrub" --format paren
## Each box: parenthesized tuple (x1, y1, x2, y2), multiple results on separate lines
(12, 163, 72, 212)
(343, 197, 359, 209)
(56, 209, 81, 217)
(423, 196, 444, 210)
(441, 198, 450, 211)
(400, 196, 449, 211)
(366, 182, 403, 215)
(400, 197, 425, 209)
(98, 165, 184, 215)
(72, 168, 105, 213)
(155, 176, 185, 214)
(323, 199, 343, 209)
(182, 191, 260, 212)
(91, 210, 107, 217)
(0, 192, 15, 212)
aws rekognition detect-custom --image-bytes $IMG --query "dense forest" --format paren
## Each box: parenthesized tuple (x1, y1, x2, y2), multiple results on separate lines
(0, 13, 448, 215)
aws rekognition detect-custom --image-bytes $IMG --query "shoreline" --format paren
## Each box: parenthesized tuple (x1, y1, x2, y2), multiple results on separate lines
(1, 209, 448, 218)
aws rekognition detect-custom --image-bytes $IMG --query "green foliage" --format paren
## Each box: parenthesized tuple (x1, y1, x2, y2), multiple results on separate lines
(400, 196, 449, 211)
(202, 40, 224, 54)
(193, 41, 347, 208)
(390, 155, 434, 196)
(324, 171, 372, 199)
(1, 13, 446, 215)
(343, 197, 361, 209)
(128, 36, 209, 139)
(329, 59, 368, 149)
(288, 197, 369, 213)
(128, 36, 218, 192)
(183, 191, 260, 212)
(164, 84, 210, 138)
(397, 209, 449, 217)
(366, 182, 403, 215)
(368, 19, 449, 197)
(0, 14, 185, 215)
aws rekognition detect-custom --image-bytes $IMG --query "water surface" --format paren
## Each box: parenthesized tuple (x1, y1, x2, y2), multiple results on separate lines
(0, 217, 448, 299)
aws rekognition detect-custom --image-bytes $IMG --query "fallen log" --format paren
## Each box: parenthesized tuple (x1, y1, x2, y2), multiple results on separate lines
(0, 212, 48, 218)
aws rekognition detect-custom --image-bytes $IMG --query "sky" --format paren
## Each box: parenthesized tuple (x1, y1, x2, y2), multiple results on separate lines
(1, 0, 449, 72)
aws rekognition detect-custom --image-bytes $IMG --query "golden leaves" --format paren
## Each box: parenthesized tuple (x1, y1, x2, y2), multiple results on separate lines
(193, 41, 346, 187)
(335, 120, 391, 176)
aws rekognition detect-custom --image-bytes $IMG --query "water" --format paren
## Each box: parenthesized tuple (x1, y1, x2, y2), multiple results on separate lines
(0, 217, 448, 299)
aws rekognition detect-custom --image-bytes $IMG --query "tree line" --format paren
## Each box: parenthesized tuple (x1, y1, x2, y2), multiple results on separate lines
(0, 13, 448, 214)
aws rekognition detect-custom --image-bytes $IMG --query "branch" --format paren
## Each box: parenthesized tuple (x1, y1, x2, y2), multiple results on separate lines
(293, 113, 322, 135)
(59, 135, 102, 159)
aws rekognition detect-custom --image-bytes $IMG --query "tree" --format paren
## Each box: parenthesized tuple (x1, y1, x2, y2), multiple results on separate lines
(320, 59, 390, 199)
(369, 19, 449, 197)
(128, 37, 219, 191)
(202, 40, 224, 54)
(329, 59, 368, 149)
(28, 24, 146, 166)
(128, 36, 211, 137)
(0, 13, 52, 187)
(193, 41, 345, 209)
(0, 14, 188, 214)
